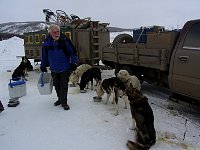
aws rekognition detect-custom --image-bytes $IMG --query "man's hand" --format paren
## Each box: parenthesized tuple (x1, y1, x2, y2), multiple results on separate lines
(40, 67, 47, 72)
(70, 63, 78, 71)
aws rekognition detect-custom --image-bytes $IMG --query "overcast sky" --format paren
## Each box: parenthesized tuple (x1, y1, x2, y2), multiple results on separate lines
(1, 0, 200, 29)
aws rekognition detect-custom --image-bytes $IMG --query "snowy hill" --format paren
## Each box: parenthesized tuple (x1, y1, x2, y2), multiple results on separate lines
(0, 21, 46, 35)
(0, 21, 132, 36)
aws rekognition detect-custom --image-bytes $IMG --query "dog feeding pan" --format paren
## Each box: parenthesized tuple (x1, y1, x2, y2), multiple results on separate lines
(80, 89, 87, 93)
(93, 96, 102, 102)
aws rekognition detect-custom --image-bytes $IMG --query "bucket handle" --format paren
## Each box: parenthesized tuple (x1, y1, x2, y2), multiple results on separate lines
(9, 79, 13, 88)
(9, 77, 24, 88)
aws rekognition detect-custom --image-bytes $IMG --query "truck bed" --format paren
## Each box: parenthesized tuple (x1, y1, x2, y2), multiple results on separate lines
(102, 31, 179, 71)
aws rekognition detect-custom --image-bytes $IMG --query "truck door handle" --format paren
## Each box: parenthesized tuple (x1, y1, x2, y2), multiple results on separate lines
(178, 56, 189, 62)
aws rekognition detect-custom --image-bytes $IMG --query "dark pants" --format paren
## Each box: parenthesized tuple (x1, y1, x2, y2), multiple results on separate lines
(51, 71, 70, 105)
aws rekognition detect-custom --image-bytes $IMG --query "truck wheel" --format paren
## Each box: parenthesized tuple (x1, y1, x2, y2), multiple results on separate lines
(112, 34, 133, 48)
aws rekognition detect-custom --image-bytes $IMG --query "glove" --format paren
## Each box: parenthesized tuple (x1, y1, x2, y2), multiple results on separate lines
(70, 63, 78, 71)
(40, 67, 47, 72)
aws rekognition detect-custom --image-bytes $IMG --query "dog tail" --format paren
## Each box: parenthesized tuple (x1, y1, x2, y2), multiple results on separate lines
(127, 140, 149, 150)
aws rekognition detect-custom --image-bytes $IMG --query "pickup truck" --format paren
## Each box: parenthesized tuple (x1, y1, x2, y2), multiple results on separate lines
(101, 19, 200, 102)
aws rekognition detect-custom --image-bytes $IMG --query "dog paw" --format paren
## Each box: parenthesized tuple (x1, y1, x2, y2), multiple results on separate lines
(129, 127, 134, 130)
(113, 112, 118, 116)
(69, 84, 76, 87)
(129, 127, 136, 130)
(80, 89, 87, 93)
(93, 96, 102, 102)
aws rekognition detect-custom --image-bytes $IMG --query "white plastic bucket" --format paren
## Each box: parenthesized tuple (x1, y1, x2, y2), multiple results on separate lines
(37, 72, 53, 95)
(8, 79, 26, 98)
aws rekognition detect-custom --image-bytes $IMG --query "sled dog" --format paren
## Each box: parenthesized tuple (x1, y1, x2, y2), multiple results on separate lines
(117, 69, 141, 91)
(69, 64, 91, 86)
(96, 77, 127, 116)
(78, 67, 101, 92)
(126, 84, 156, 150)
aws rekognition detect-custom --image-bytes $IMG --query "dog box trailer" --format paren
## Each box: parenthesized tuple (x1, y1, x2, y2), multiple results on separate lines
(23, 9, 110, 66)
(101, 19, 200, 102)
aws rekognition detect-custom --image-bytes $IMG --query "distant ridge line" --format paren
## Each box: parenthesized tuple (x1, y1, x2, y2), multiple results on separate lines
(0, 21, 132, 35)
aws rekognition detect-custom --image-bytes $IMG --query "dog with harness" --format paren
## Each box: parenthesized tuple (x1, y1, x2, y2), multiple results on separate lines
(95, 77, 127, 116)
(126, 84, 156, 150)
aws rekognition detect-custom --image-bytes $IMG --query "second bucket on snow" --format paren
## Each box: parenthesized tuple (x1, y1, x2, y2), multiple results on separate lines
(37, 72, 53, 95)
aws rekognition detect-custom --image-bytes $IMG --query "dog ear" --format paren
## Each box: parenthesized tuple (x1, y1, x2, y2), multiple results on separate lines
(125, 71, 129, 76)
(97, 81, 102, 88)
(130, 83, 133, 88)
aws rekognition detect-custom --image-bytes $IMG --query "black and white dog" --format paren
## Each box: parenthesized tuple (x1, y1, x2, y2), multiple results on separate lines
(96, 77, 127, 116)
(126, 84, 156, 150)
(22, 56, 33, 71)
(12, 56, 33, 81)
(78, 67, 101, 92)
(12, 62, 27, 81)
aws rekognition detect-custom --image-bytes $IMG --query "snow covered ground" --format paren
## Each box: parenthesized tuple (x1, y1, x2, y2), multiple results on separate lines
(0, 36, 200, 150)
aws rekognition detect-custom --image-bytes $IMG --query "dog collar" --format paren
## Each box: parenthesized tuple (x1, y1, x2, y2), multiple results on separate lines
(123, 78, 130, 83)
(129, 96, 148, 106)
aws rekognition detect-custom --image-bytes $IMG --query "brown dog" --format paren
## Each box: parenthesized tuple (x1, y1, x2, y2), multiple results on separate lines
(126, 84, 156, 150)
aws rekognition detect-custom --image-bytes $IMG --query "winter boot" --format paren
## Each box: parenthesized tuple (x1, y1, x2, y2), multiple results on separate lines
(61, 100, 70, 110)
(54, 100, 61, 106)
(62, 103, 70, 110)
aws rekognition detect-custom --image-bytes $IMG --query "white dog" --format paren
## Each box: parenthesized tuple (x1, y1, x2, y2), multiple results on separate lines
(117, 69, 141, 129)
(69, 64, 92, 86)
(117, 70, 141, 91)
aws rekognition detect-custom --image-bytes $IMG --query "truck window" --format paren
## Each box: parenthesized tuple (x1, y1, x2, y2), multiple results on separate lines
(41, 34, 46, 43)
(35, 34, 40, 44)
(29, 35, 34, 44)
(183, 23, 200, 50)
(25, 36, 29, 44)
(30, 50, 34, 56)
(35, 49, 40, 56)
(65, 32, 71, 39)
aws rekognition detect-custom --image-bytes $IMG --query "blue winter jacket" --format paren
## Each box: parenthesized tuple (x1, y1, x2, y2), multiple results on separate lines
(40, 33, 78, 73)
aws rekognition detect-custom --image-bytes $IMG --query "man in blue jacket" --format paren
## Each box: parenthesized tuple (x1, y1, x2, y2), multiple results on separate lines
(40, 24, 78, 110)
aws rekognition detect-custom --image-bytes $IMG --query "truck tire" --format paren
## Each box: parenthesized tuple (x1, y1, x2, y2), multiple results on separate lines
(112, 34, 133, 48)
